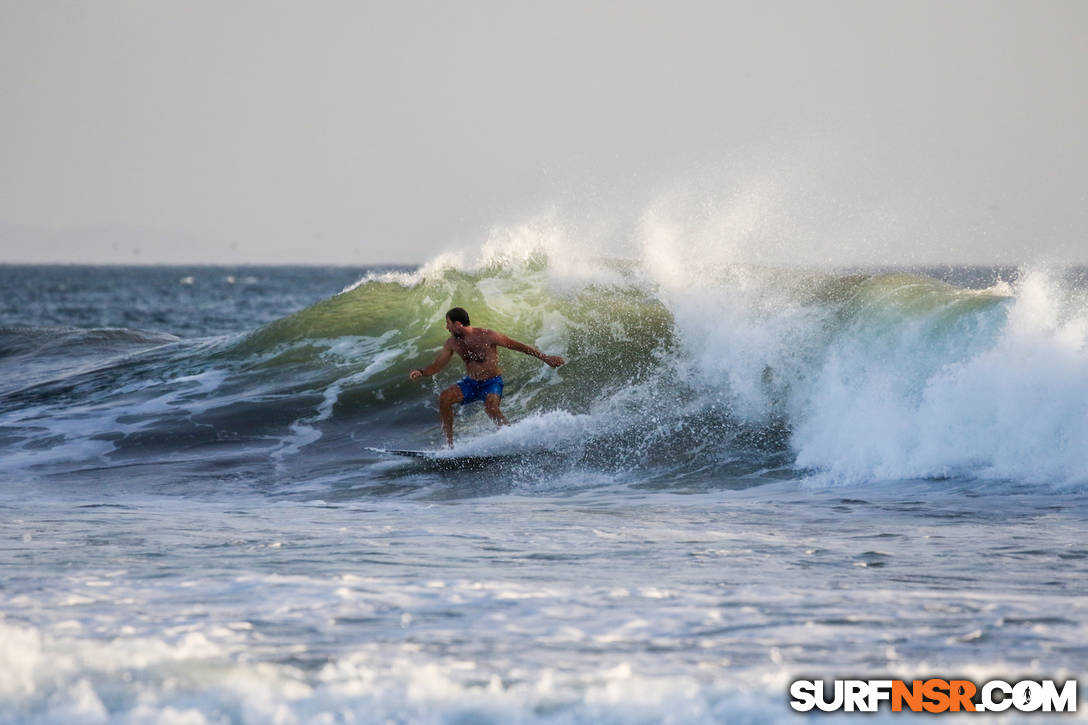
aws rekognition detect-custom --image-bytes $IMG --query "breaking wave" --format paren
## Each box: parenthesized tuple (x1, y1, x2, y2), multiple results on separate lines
(1, 229, 1085, 490)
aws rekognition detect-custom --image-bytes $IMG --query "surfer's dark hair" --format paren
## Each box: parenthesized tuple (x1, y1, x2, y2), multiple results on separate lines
(446, 307, 470, 326)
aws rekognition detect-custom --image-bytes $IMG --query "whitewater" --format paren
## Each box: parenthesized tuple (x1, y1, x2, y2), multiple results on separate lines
(1, 236, 1086, 722)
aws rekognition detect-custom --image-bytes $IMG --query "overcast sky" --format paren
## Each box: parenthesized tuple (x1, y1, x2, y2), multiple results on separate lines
(1, 0, 1085, 266)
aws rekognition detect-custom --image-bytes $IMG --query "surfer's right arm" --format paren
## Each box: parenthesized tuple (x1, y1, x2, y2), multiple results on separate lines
(409, 342, 454, 380)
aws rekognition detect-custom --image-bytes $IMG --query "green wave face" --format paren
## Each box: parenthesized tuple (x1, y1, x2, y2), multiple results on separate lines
(230, 261, 679, 420)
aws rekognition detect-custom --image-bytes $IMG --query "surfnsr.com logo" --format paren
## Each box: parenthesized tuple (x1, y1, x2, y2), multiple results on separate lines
(789, 679, 1078, 713)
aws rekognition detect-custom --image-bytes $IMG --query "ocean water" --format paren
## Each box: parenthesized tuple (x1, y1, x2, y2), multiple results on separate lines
(1, 252, 1086, 724)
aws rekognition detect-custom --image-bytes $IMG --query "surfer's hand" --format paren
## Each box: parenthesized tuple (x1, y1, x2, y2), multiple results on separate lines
(544, 355, 565, 368)
(409, 369, 423, 380)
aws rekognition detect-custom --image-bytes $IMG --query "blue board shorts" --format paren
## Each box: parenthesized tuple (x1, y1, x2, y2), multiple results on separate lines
(457, 375, 503, 406)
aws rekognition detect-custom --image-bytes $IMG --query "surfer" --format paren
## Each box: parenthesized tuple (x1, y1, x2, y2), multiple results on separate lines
(408, 307, 565, 446)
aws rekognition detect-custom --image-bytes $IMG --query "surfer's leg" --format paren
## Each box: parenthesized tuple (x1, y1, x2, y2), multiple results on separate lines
(484, 393, 507, 427)
(439, 385, 464, 446)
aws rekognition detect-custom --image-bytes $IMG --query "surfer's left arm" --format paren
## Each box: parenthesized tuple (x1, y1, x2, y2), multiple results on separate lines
(491, 332, 565, 368)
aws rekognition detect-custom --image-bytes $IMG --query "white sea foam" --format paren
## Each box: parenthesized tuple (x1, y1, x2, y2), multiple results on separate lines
(446, 409, 597, 458)
(0, 613, 789, 725)
(3, 487, 1085, 724)
(791, 269, 1088, 485)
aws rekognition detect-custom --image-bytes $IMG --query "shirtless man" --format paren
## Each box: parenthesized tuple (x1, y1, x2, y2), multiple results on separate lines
(408, 307, 565, 446)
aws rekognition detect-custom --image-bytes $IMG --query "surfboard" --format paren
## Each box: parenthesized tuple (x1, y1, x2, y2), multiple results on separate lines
(369, 448, 430, 459)
(366, 446, 526, 469)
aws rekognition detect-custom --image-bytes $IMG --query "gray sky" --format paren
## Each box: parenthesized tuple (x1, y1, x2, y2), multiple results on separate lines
(1, 0, 1086, 266)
